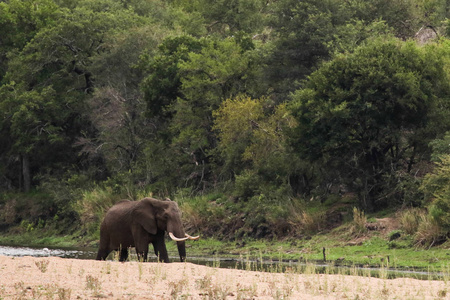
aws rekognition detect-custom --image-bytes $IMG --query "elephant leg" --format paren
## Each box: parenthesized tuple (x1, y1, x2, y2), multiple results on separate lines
(135, 245, 149, 262)
(96, 248, 111, 260)
(96, 230, 111, 260)
(131, 224, 151, 262)
(119, 247, 129, 262)
(153, 238, 170, 263)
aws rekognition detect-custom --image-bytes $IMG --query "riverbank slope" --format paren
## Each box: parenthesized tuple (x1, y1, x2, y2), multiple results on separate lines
(1, 255, 448, 299)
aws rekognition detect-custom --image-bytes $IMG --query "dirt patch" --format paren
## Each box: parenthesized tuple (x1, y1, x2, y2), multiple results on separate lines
(365, 217, 401, 235)
(0, 255, 448, 299)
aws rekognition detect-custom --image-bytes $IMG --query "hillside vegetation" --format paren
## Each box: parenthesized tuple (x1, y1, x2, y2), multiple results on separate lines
(1, 0, 450, 251)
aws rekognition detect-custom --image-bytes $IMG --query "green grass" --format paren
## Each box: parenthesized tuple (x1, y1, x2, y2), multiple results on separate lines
(0, 224, 91, 248)
(164, 232, 450, 273)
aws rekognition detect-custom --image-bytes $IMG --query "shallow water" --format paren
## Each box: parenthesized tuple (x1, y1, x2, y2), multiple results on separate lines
(0, 245, 97, 259)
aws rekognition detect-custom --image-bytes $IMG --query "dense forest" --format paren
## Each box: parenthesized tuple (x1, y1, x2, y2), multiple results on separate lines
(1, 0, 450, 245)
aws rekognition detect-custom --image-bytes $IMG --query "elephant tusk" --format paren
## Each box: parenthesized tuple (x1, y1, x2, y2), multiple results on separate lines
(185, 233, 200, 240)
(169, 232, 189, 242)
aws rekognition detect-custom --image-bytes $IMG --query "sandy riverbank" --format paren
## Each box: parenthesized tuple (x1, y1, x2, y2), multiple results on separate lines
(0, 255, 448, 299)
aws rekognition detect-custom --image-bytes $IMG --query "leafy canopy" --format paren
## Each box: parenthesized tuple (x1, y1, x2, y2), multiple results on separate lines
(289, 38, 450, 210)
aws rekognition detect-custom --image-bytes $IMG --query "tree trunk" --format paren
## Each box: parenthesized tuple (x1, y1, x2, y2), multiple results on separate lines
(22, 154, 31, 192)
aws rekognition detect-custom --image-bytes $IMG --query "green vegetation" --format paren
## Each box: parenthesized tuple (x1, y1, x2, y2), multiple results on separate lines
(1, 0, 450, 273)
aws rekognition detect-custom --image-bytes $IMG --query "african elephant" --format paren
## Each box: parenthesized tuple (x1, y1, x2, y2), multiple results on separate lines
(95, 197, 199, 263)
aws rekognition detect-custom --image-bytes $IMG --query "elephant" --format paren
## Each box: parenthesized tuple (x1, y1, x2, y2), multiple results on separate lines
(95, 197, 199, 263)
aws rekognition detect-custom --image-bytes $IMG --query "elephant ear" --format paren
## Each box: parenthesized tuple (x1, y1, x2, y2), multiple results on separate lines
(132, 203, 158, 235)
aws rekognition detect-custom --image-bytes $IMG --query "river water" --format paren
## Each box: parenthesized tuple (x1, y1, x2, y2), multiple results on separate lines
(0, 245, 97, 259)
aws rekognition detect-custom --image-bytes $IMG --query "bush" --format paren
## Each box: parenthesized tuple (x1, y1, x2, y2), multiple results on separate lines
(233, 170, 261, 201)
(74, 187, 123, 236)
(350, 207, 367, 236)
(399, 208, 425, 235)
(37, 172, 93, 220)
(288, 207, 326, 235)
(0, 192, 57, 226)
(414, 214, 446, 247)
(422, 154, 450, 232)
(177, 190, 229, 237)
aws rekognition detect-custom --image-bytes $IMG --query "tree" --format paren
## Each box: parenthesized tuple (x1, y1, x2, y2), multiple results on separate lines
(0, 0, 60, 82)
(0, 85, 64, 191)
(171, 0, 267, 36)
(213, 95, 306, 197)
(140, 35, 205, 120)
(0, 0, 150, 191)
(288, 38, 450, 211)
(265, 0, 418, 100)
(139, 36, 260, 192)
(171, 38, 258, 189)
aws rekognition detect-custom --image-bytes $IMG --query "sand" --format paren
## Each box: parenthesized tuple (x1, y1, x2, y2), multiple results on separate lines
(0, 255, 449, 299)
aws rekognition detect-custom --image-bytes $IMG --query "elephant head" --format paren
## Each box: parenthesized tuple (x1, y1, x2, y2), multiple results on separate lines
(135, 198, 199, 261)
(96, 197, 199, 263)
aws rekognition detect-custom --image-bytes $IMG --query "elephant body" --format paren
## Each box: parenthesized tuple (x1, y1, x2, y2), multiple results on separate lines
(96, 198, 197, 263)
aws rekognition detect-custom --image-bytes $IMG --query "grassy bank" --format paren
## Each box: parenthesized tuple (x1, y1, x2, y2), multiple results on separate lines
(181, 236, 450, 272)
(2, 221, 450, 274)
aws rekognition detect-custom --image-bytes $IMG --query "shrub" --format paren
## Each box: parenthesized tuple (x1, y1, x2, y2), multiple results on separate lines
(417, 154, 450, 247)
(74, 187, 123, 236)
(350, 207, 367, 236)
(37, 172, 91, 220)
(178, 191, 227, 237)
(414, 214, 446, 247)
(399, 208, 425, 235)
(288, 208, 326, 235)
(388, 230, 402, 241)
(0, 192, 58, 227)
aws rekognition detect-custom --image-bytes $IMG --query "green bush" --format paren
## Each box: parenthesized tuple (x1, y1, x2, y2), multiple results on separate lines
(178, 191, 227, 237)
(399, 208, 425, 235)
(233, 170, 261, 201)
(421, 154, 450, 231)
(414, 214, 445, 247)
(0, 192, 56, 226)
(37, 172, 91, 220)
(350, 207, 367, 236)
(74, 187, 123, 237)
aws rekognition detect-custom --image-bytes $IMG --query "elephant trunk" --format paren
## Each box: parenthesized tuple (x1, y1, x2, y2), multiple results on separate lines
(177, 241, 186, 262)
(168, 224, 187, 262)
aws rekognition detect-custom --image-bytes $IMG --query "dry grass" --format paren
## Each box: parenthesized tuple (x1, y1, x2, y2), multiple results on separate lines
(350, 207, 367, 236)
(414, 214, 445, 247)
(289, 209, 326, 234)
(399, 207, 425, 235)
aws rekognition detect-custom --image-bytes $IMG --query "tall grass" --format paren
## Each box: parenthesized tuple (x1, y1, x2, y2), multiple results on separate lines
(414, 214, 445, 247)
(350, 207, 367, 236)
(74, 187, 123, 236)
(289, 209, 326, 234)
(399, 207, 424, 235)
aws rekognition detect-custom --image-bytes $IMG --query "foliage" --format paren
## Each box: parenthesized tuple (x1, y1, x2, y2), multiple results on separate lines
(350, 207, 367, 236)
(1, 0, 450, 245)
(213, 95, 307, 198)
(429, 131, 450, 161)
(140, 35, 204, 119)
(74, 187, 123, 237)
(399, 208, 426, 235)
(288, 38, 450, 211)
(414, 213, 446, 247)
(421, 155, 450, 233)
